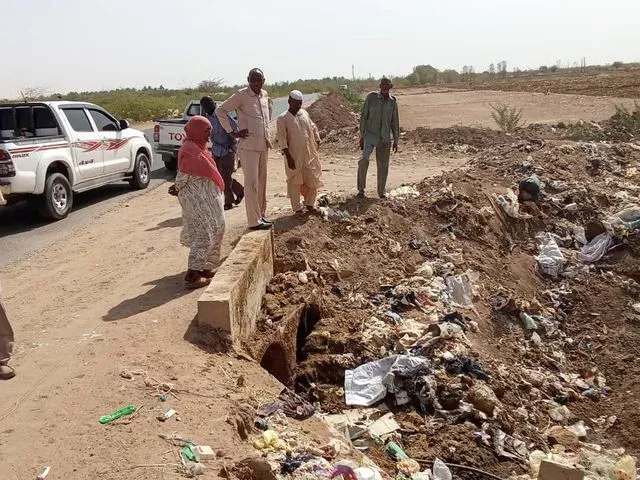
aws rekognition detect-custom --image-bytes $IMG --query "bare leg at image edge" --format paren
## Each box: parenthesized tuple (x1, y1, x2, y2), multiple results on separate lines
(0, 284, 16, 380)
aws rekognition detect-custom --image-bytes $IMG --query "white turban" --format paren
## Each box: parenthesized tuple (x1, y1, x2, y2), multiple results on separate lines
(289, 90, 303, 101)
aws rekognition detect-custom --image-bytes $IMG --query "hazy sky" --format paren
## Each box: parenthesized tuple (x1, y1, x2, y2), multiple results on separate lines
(1, 0, 639, 98)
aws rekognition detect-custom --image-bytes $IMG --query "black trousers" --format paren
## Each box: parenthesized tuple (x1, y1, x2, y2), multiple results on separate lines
(214, 151, 244, 206)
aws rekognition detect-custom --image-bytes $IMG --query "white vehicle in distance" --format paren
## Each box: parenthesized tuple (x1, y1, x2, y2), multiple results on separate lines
(0, 101, 153, 220)
(153, 100, 238, 171)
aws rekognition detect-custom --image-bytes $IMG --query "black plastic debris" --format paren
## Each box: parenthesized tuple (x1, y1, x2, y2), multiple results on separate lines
(444, 356, 489, 381)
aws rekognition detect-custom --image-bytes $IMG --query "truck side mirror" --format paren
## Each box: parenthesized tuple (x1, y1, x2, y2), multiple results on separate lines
(119, 120, 130, 130)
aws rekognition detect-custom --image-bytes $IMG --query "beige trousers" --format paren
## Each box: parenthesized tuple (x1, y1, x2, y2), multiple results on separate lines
(240, 149, 268, 227)
(0, 284, 14, 366)
(288, 183, 318, 212)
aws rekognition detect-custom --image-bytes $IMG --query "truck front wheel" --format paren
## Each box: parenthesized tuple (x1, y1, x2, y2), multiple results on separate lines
(131, 151, 151, 190)
(39, 173, 73, 220)
(162, 154, 177, 171)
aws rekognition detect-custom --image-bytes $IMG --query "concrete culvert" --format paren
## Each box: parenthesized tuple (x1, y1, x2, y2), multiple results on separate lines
(260, 343, 291, 385)
(296, 303, 322, 362)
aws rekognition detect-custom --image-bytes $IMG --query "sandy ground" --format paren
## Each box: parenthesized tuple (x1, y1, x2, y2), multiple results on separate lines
(396, 88, 639, 130)
(1, 86, 630, 479)
(0, 146, 465, 479)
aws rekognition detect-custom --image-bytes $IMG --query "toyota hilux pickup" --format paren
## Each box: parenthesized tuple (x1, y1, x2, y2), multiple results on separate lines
(0, 101, 153, 220)
(153, 100, 240, 170)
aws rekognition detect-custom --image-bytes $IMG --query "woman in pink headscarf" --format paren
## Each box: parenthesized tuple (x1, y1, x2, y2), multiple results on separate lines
(175, 115, 226, 289)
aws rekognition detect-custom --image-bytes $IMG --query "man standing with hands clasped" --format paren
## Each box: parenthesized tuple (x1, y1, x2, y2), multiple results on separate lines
(357, 77, 400, 199)
(216, 68, 273, 230)
(276, 90, 323, 213)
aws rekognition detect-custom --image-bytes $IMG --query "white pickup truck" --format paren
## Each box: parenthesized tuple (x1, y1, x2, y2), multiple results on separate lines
(154, 101, 202, 171)
(154, 100, 239, 170)
(0, 101, 153, 220)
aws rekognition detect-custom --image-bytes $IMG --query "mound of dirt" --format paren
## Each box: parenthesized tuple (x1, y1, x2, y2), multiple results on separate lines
(307, 92, 359, 133)
(255, 126, 640, 478)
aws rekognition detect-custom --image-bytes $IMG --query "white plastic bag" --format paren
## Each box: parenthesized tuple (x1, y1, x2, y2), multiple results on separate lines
(344, 356, 428, 406)
(579, 232, 614, 263)
(432, 458, 452, 480)
(535, 233, 565, 276)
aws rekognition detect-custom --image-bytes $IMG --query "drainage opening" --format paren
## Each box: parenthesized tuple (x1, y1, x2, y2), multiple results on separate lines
(260, 343, 291, 385)
(296, 303, 322, 362)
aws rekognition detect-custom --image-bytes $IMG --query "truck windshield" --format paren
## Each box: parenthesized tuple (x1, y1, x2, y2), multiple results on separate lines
(186, 103, 201, 117)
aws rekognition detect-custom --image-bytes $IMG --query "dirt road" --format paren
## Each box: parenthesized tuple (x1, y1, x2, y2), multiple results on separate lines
(0, 146, 464, 479)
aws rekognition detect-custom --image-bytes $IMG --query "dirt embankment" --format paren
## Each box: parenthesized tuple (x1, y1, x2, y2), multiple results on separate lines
(453, 69, 640, 98)
(307, 92, 359, 134)
(256, 124, 640, 478)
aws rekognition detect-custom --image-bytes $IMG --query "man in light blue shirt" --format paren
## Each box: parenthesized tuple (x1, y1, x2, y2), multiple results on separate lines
(200, 96, 244, 210)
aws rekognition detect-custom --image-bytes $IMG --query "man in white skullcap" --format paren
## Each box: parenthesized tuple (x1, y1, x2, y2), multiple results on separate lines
(276, 90, 323, 213)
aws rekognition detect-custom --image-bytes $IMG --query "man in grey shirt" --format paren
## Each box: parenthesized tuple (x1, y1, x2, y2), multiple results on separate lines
(357, 77, 400, 199)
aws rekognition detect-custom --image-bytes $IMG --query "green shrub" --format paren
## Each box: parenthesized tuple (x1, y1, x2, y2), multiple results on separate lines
(339, 89, 364, 113)
(610, 102, 640, 135)
(490, 103, 525, 132)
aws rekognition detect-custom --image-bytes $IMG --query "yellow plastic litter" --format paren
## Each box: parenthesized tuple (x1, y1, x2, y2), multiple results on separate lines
(396, 458, 421, 475)
(611, 455, 637, 480)
(253, 430, 287, 452)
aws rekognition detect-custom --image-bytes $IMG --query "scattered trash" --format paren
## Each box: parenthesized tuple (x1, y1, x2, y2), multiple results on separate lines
(258, 388, 315, 420)
(120, 369, 134, 380)
(578, 232, 615, 263)
(182, 445, 196, 462)
(36, 466, 51, 480)
(385, 440, 409, 460)
(253, 430, 287, 452)
(320, 207, 351, 222)
(192, 445, 215, 462)
(396, 458, 421, 475)
(388, 185, 420, 199)
(518, 175, 542, 202)
(432, 458, 453, 480)
(611, 455, 637, 480)
(354, 466, 382, 480)
(409, 239, 423, 250)
(520, 312, 538, 331)
(493, 428, 529, 460)
(99, 405, 136, 424)
(445, 272, 476, 307)
(157, 408, 177, 422)
(158, 394, 167, 402)
(344, 355, 429, 406)
(538, 460, 584, 480)
(367, 412, 400, 437)
(444, 355, 489, 380)
(535, 233, 565, 277)
(567, 420, 588, 438)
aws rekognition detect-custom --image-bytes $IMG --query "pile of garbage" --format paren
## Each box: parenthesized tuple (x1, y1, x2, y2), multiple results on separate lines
(256, 130, 640, 480)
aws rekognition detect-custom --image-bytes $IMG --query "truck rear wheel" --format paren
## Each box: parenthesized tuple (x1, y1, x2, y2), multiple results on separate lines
(131, 151, 151, 190)
(39, 173, 73, 220)
(162, 154, 177, 171)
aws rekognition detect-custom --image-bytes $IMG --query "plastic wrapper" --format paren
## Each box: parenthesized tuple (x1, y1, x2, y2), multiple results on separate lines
(579, 232, 614, 263)
(344, 356, 429, 406)
(535, 233, 565, 276)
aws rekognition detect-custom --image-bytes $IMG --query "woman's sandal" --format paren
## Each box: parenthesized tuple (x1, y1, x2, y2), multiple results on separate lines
(184, 271, 211, 290)
(199, 269, 216, 279)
